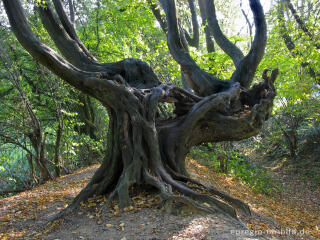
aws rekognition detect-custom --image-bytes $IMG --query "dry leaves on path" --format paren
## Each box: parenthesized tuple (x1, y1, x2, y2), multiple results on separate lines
(1, 159, 319, 239)
(186, 158, 320, 239)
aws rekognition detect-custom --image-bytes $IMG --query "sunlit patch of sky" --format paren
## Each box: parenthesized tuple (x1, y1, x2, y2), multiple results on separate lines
(261, 0, 273, 13)
(0, 0, 274, 43)
(233, 0, 273, 33)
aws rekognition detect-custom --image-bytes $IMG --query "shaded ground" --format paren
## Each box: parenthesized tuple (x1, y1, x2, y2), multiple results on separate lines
(186, 157, 319, 240)
(249, 155, 320, 237)
(0, 158, 319, 240)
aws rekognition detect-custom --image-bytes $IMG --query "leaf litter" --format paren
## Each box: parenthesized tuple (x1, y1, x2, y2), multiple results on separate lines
(0, 159, 318, 239)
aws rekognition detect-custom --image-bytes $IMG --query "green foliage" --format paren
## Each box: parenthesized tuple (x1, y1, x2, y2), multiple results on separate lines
(257, 1, 320, 101)
(190, 49, 236, 79)
(76, 0, 180, 83)
(253, 96, 320, 158)
(0, 147, 31, 193)
(0, 18, 108, 189)
(189, 144, 280, 195)
(226, 152, 279, 195)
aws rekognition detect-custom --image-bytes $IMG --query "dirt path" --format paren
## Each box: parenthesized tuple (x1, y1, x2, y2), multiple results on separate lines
(0, 159, 318, 240)
(186, 158, 319, 240)
(0, 165, 255, 240)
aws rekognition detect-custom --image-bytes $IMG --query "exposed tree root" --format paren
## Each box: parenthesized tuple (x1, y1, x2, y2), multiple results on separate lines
(49, 69, 277, 226)
(166, 167, 251, 216)
(3, 0, 278, 232)
(142, 169, 239, 221)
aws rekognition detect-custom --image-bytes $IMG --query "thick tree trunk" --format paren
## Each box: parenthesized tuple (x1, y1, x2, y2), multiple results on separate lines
(2, 0, 277, 224)
(64, 70, 277, 221)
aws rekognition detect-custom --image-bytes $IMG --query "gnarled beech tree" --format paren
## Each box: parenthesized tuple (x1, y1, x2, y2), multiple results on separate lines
(2, 0, 278, 222)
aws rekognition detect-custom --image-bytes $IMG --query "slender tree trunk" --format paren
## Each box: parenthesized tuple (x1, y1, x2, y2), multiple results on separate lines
(27, 153, 38, 184)
(54, 123, 63, 177)
(286, 130, 297, 160)
(28, 131, 53, 182)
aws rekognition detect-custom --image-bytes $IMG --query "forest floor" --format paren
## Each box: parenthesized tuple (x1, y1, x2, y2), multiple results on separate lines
(0, 157, 319, 240)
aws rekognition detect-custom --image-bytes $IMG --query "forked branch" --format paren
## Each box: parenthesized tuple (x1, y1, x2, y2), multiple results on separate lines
(159, 0, 230, 96)
(159, 0, 267, 96)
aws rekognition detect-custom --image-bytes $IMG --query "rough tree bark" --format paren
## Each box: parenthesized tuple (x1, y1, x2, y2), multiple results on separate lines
(2, 0, 278, 222)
